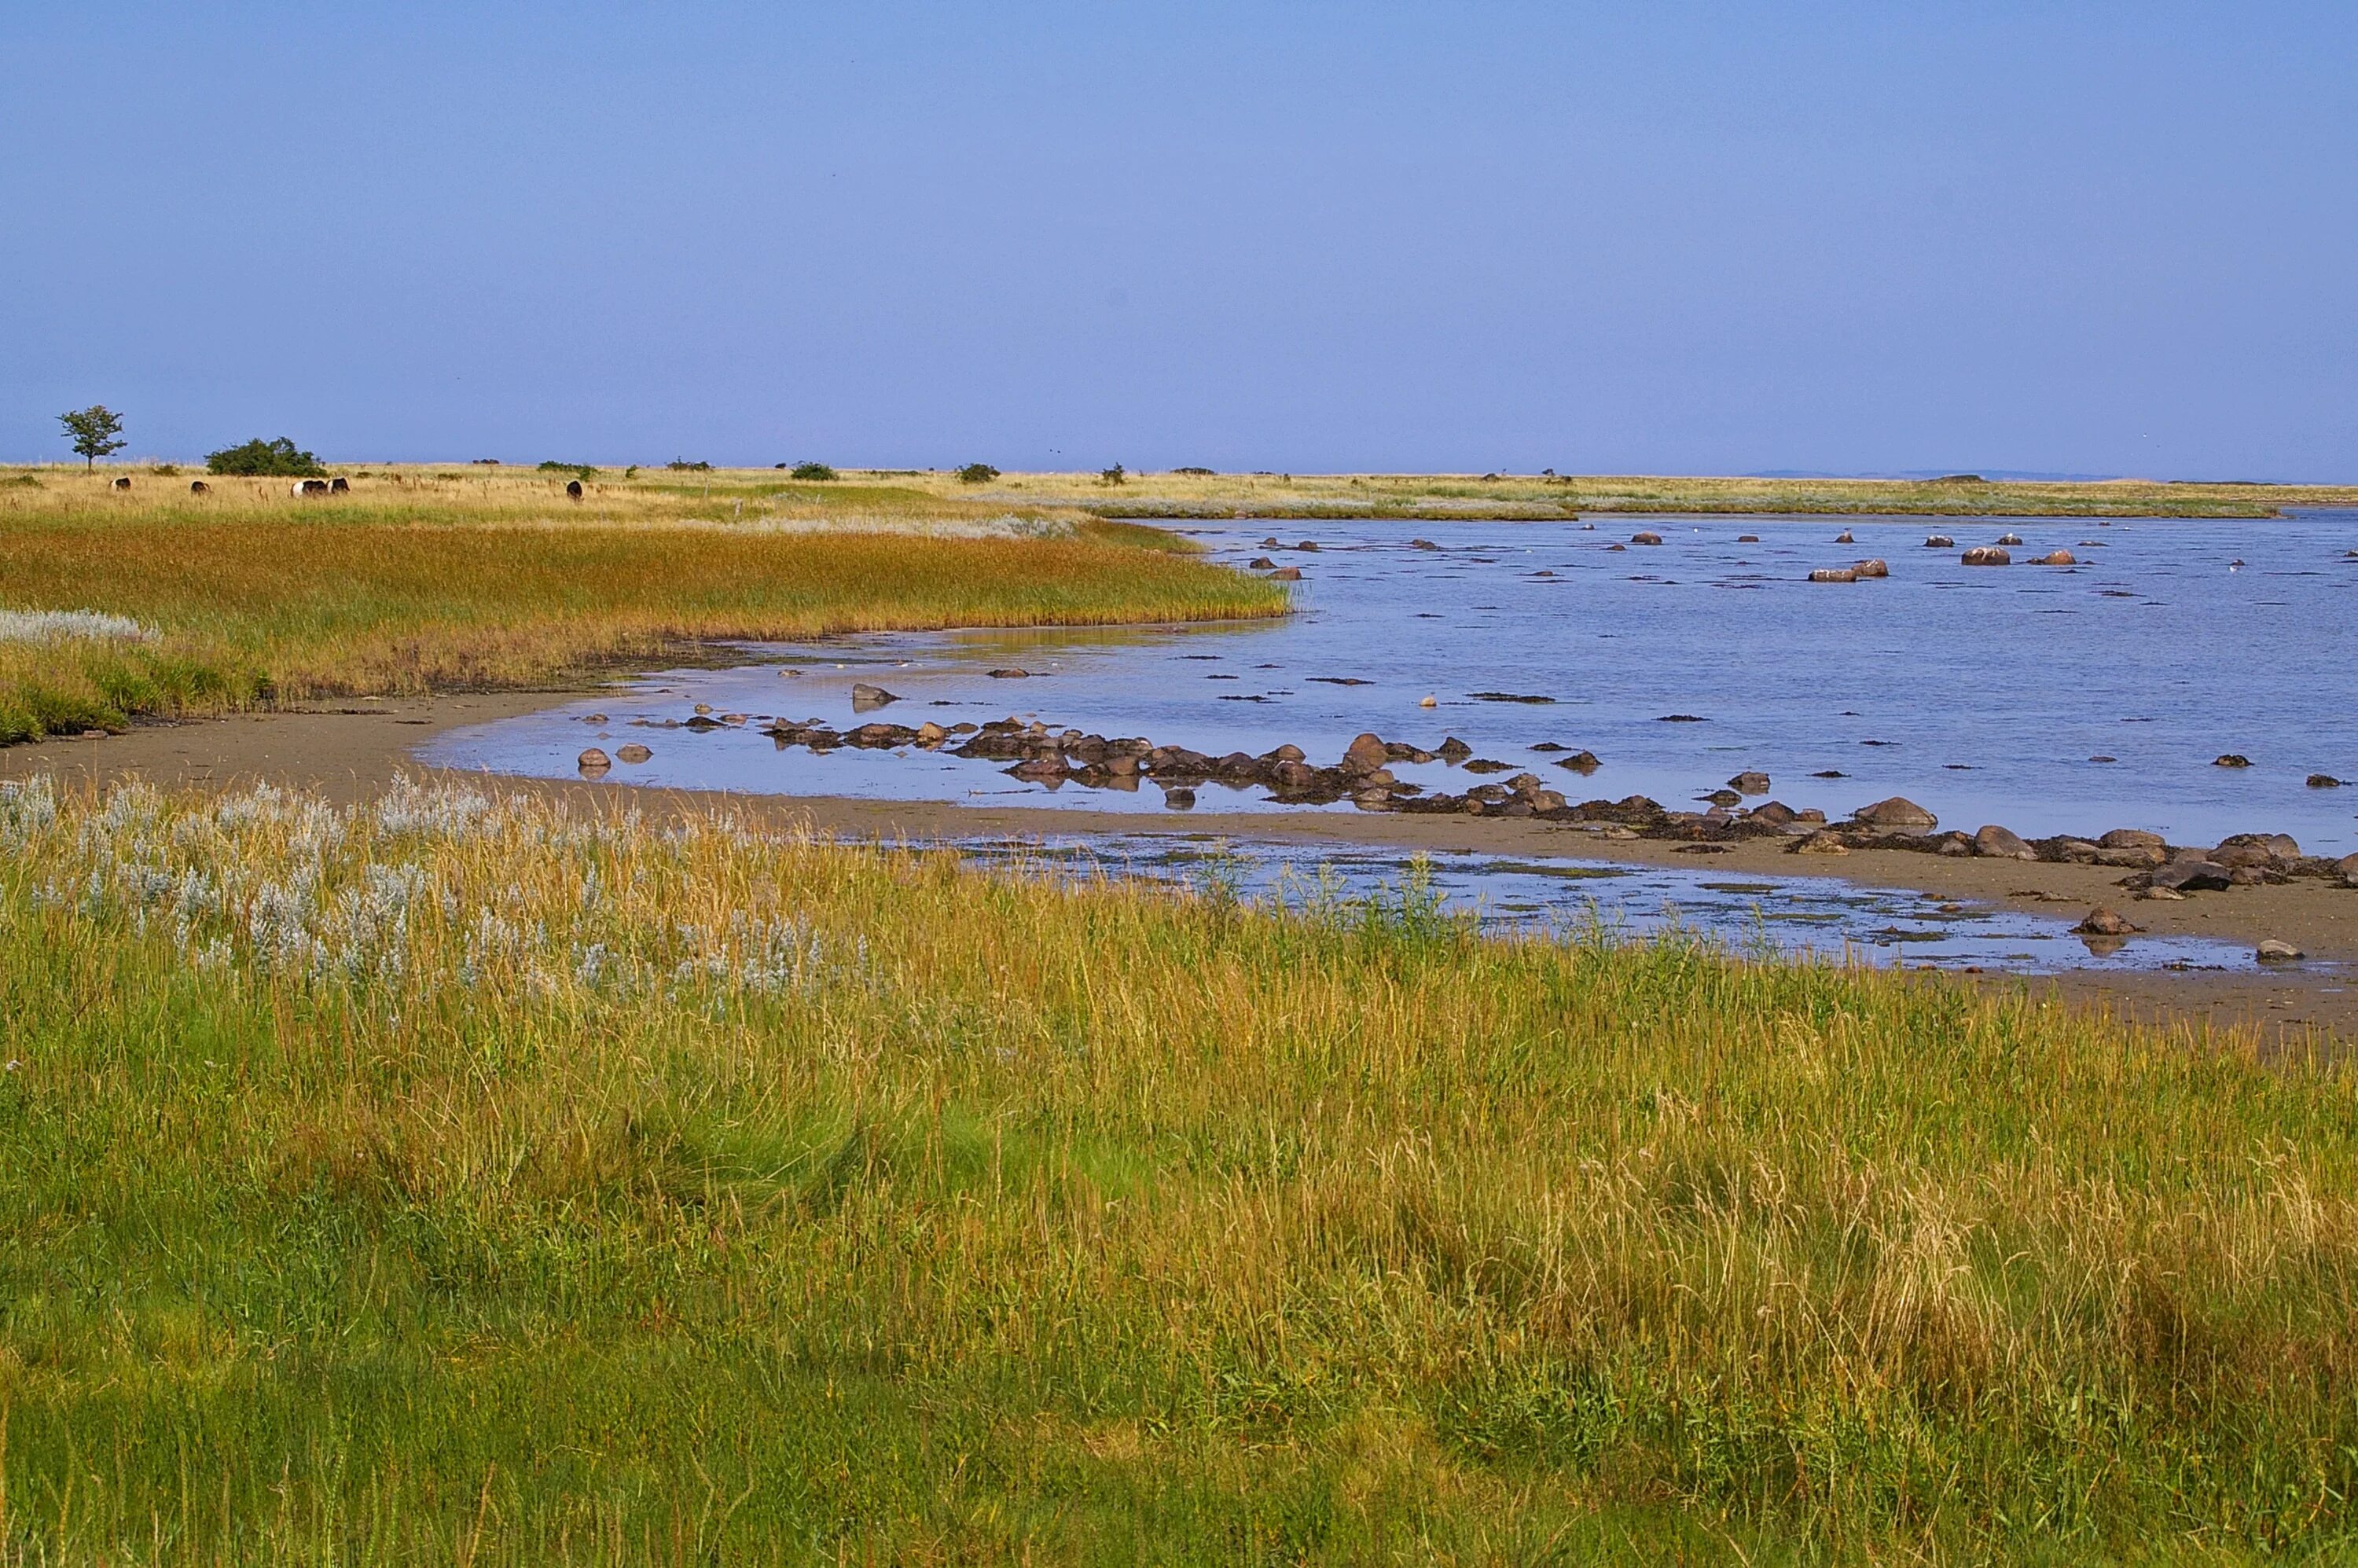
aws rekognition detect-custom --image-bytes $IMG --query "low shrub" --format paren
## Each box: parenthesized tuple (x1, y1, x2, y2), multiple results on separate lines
(205, 438, 326, 478)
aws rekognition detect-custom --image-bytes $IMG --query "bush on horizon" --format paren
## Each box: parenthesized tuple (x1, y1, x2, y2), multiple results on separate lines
(204, 437, 325, 478)
(791, 461, 838, 481)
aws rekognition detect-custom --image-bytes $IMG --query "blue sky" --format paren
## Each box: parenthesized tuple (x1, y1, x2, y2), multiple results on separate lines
(3, 2, 2352, 477)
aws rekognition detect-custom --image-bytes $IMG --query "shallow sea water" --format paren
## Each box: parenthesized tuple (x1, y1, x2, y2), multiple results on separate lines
(429, 510, 2358, 975)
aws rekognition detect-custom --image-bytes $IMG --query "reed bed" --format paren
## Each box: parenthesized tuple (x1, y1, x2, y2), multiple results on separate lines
(2, 774, 2355, 1562)
(0, 470, 1280, 742)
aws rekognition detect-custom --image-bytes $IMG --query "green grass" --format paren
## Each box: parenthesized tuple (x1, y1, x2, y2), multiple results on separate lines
(3, 774, 2356, 1562)
(0, 468, 1284, 743)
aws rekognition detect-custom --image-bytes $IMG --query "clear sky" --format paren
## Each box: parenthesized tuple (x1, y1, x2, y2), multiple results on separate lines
(3, 2, 2352, 478)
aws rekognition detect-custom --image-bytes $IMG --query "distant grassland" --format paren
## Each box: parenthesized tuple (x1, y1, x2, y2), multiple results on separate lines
(0, 468, 1284, 743)
(4, 773, 2357, 1560)
(926, 468, 2358, 520)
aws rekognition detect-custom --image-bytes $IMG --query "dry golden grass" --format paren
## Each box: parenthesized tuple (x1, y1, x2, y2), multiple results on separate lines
(908, 466, 2358, 520)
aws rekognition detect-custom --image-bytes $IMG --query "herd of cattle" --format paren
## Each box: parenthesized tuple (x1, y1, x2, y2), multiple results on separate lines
(101, 476, 354, 495)
(104, 475, 589, 498)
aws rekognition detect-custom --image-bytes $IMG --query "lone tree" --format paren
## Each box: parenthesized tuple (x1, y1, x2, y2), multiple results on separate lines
(204, 437, 325, 477)
(58, 406, 128, 468)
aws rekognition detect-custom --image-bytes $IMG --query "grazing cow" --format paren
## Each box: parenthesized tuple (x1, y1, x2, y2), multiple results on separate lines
(189, 480, 210, 494)
(565, 479, 584, 499)
(292, 479, 331, 497)
(329, 476, 350, 493)
(111, 476, 131, 490)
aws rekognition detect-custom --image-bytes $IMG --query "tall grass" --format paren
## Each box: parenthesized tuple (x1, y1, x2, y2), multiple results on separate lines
(0, 470, 1282, 741)
(3, 774, 2355, 1562)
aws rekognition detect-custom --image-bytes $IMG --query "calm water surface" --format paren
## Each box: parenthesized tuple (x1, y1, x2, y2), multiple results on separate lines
(428, 510, 2357, 974)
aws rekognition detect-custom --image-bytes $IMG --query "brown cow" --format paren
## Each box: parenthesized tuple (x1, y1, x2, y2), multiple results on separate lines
(112, 476, 131, 490)
(566, 479, 584, 499)
(329, 476, 350, 493)
(189, 480, 210, 494)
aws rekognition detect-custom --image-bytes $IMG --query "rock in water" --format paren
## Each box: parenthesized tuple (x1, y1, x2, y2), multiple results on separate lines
(2074, 907, 2142, 936)
(1961, 546, 2011, 566)
(2035, 549, 2076, 566)
(1728, 770, 1771, 794)
(577, 748, 611, 775)
(1835, 531, 1855, 544)
(1419, 694, 1438, 707)
(1851, 558, 1890, 577)
(850, 682, 899, 710)
(2213, 754, 2252, 768)
(1630, 531, 1663, 545)
(1925, 534, 1956, 548)
(2257, 938, 2305, 963)
(1853, 796, 1939, 832)
(615, 744, 652, 763)
(1973, 824, 2036, 860)
(1269, 565, 1302, 580)
(1808, 567, 1857, 582)
(2308, 773, 2343, 788)
(1996, 533, 2024, 546)
(1342, 733, 1390, 773)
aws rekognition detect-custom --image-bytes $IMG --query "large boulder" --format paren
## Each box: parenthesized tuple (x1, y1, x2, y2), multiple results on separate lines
(1972, 824, 2036, 860)
(2099, 828, 2165, 850)
(2147, 859, 2234, 892)
(1342, 733, 1390, 774)
(850, 682, 898, 710)
(2074, 907, 2142, 936)
(1853, 796, 1938, 832)
(1961, 546, 2011, 566)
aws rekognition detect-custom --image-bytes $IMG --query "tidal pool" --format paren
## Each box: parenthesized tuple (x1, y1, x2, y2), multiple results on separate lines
(949, 832, 2268, 975)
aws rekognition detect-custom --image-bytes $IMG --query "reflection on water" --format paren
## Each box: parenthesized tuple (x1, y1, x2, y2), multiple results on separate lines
(432, 509, 2358, 855)
(950, 833, 2267, 976)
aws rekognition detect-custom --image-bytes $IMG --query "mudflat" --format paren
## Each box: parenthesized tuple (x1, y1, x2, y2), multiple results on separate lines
(9, 694, 2352, 1040)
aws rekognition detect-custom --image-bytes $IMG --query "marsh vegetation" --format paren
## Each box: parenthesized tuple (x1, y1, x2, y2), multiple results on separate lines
(2, 773, 2355, 1560)
(0, 468, 1283, 743)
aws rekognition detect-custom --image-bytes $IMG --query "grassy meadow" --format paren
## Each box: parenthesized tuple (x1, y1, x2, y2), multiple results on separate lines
(909, 468, 2358, 521)
(3, 773, 2358, 1561)
(0, 467, 1282, 743)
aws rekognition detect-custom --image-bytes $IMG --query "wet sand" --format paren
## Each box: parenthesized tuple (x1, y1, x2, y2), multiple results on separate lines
(7, 695, 2354, 1040)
